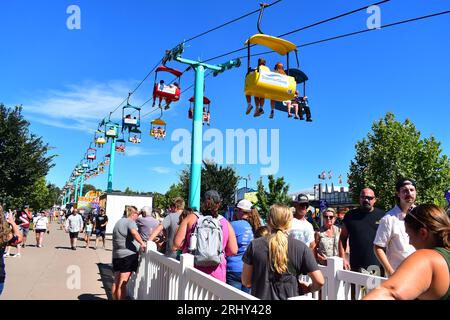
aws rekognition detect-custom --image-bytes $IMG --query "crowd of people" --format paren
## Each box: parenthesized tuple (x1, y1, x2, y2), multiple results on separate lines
(1, 176, 448, 300)
(112, 177, 448, 300)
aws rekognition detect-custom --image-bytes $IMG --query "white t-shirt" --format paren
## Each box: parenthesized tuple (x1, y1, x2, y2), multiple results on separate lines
(65, 214, 84, 233)
(373, 206, 416, 270)
(289, 218, 315, 247)
(33, 216, 48, 230)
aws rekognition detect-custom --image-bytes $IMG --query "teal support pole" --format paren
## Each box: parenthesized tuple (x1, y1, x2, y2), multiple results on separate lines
(189, 65, 205, 211)
(74, 176, 80, 204)
(107, 126, 118, 193)
(172, 54, 240, 211)
(79, 172, 85, 199)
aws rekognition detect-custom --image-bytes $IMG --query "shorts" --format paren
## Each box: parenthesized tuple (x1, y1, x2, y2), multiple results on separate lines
(35, 229, 46, 233)
(19, 227, 29, 237)
(69, 232, 79, 239)
(112, 254, 139, 273)
(0, 282, 4, 296)
(85, 230, 92, 236)
(95, 229, 106, 238)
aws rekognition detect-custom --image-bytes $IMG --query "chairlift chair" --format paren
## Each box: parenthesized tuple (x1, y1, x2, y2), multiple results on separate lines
(87, 147, 97, 161)
(244, 4, 299, 103)
(122, 103, 141, 132)
(152, 66, 182, 108)
(188, 96, 211, 126)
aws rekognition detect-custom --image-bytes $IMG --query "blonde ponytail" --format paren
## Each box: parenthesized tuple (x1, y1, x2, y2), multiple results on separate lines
(267, 204, 293, 275)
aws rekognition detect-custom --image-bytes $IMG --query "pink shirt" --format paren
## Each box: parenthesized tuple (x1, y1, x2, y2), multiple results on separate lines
(183, 215, 229, 282)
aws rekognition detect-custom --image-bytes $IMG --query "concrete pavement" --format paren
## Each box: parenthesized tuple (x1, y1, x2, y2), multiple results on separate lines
(1, 219, 114, 300)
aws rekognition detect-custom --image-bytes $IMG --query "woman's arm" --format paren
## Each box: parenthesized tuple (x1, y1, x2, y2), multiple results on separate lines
(225, 221, 238, 256)
(363, 250, 435, 300)
(173, 214, 193, 250)
(148, 224, 164, 242)
(241, 262, 253, 288)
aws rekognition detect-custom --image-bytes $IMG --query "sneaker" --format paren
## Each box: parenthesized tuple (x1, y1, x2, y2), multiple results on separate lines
(253, 108, 264, 117)
(71, 247, 76, 250)
(294, 115, 299, 120)
(245, 105, 253, 115)
(299, 116, 305, 120)
(164, 105, 170, 110)
(3, 253, 8, 258)
(288, 114, 293, 118)
(269, 110, 274, 119)
(306, 118, 313, 122)
(11, 253, 20, 258)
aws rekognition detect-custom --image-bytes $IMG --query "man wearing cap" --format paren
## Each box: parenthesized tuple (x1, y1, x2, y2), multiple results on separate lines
(226, 199, 255, 293)
(289, 194, 315, 249)
(373, 178, 417, 277)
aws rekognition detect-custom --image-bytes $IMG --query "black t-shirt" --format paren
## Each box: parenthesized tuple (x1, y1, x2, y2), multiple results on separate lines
(343, 207, 385, 269)
(95, 215, 108, 231)
(242, 236, 319, 300)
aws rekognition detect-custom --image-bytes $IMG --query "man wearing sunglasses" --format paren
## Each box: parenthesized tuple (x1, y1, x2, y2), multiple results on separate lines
(339, 188, 385, 275)
(373, 178, 417, 277)
(289, 194, 315, 250)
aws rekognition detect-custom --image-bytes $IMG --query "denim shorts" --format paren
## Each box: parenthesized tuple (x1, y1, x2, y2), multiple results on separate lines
(0, 282, 4, 296)
(95, 229, 106, 237)
(19, 227, 29, 237)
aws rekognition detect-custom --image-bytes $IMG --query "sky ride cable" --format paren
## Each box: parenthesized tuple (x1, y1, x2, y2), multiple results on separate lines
(235, 9, 450, 60)
(203, 0, 392, 63)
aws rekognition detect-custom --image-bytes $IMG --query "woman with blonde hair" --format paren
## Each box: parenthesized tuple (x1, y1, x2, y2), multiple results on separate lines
(242, 204, 324, 299)
(313, 208, 341, 265)
(364, 204, 450, 300)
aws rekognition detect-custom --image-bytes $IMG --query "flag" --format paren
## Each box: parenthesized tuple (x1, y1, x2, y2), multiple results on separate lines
(338, 175, 342, 184)
(328, 170, 332, 179)
(320, 171, 326, 180)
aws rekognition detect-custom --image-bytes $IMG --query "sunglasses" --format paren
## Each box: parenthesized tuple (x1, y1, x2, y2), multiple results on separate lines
(360, 196, 375, 201)
(296, 203, 309, 208)
(324, 216, 335, 220)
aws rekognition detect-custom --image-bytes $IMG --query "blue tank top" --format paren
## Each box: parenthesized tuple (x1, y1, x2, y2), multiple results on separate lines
(226, 220, 254, 273)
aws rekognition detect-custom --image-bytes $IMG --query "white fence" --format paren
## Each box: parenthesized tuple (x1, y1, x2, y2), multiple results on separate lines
(127, 242, 386, 300)
(127, 242, 257, 300)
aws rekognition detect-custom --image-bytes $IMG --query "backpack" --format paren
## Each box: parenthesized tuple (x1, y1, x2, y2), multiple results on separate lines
(189, 213, 224, 267)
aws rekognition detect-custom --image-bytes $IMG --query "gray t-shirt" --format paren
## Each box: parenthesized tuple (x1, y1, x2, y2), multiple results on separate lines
(112, 218, 139, 259)
(136, 216, 160, 242)
(162, 212, 181, 258)
(242, 236, 319, 300)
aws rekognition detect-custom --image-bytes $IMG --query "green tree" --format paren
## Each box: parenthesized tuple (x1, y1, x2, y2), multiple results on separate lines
(152, 192, 167, 210)
(256, 175, 291, 219)
(0, 104, 55, 209)
(27, 177, 50, 212)
(348, 112, 450, 210)
(81, 184, 98, 195)
(46, 183, 61, 207)
(179, 161, 239, 212)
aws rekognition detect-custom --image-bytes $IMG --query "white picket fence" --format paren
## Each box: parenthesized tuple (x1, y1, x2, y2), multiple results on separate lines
(127, 242, 386, 300)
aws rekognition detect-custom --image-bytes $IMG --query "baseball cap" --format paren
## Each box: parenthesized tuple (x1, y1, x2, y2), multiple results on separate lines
(203, 190, 222, 203)
(395, 178, 416, 191)
(292, 193, 309, 205)
(236, 199, 252, 212)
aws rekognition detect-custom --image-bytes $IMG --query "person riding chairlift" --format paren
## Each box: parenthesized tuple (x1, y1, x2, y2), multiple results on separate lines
(268, 62, 286, 119)
(245, 58, 270, 118)
(156, 81, 180, 111)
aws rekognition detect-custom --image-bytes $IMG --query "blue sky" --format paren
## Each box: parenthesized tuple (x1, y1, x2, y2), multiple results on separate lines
(1, 0, 449, 194)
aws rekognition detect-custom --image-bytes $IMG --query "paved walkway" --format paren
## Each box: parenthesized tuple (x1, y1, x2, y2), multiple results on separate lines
(1, 220, 114, 300)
